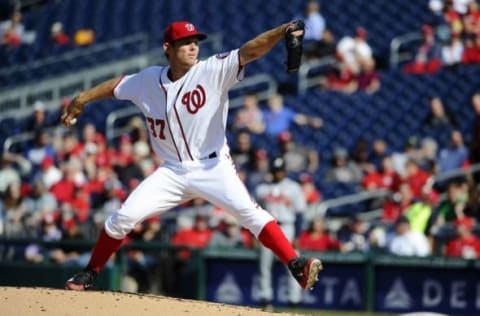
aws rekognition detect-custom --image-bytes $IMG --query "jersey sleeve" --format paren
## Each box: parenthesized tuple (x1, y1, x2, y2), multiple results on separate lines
(205, 49, 245, 91)
(113, 72, 144, 105)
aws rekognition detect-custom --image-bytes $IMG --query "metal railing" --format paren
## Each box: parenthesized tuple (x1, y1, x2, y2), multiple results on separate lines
(297, 56, 336, 94)
(389, 31, 423, 68)
(0, 33, 149, 79)
(0, 55, 149, 117)
(306, 163, 480, 222)
(0, 32, 223, 118)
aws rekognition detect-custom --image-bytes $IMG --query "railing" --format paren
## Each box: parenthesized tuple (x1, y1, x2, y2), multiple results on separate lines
(307, 163, 480, 223)
(0, 33, 149, 80)
(297, 56, 336, 94)
(0, 32, 223, 118)
(389, 31, 423, 68)
(0, 55, 149, 117)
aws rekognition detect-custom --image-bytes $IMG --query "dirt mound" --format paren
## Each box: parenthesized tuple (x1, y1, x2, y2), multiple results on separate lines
(0, 287, 299, 316)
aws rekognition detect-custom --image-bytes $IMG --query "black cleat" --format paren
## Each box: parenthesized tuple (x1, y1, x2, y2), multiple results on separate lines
(65, 268, 98, 291)
(288, 257, 322, 290)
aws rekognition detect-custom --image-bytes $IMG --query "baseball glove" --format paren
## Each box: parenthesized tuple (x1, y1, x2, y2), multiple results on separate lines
(285, 20, 305, 73)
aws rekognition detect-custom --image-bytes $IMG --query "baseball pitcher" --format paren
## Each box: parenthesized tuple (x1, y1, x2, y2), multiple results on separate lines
(62, 20, 321, 292)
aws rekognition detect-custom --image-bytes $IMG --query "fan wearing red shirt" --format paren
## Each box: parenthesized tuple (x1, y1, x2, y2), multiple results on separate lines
(403, 159, 430, 198)
(297, 217, 340, 251)
(445, 224, 480, 258)
(172, 215, 213, 259)
(463, 1, 480, 38)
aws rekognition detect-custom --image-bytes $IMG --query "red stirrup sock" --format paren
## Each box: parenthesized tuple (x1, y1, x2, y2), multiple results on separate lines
(86, 229, 124, 273)
(258, 220, 298, 264)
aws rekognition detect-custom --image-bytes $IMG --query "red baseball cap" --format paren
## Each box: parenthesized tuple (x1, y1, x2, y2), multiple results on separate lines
(163, 21, 207, 43)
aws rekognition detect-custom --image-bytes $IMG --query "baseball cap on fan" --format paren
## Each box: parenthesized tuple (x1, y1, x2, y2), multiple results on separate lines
(163, 21, 207, 43)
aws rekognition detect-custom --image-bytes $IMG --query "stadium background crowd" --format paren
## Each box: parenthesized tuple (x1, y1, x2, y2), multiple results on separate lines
(1, 0, 480, 293)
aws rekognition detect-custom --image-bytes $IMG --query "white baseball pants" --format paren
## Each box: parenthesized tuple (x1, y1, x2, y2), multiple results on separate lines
(104, 154, 274, 239)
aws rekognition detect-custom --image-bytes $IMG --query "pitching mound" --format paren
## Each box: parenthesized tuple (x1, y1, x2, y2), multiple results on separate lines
(0, 287, 299, 316)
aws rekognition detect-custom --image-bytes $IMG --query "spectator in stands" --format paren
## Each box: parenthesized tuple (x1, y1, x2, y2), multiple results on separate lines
(0, 11, 23, 47)
(70, 186, 91, 223)
(277, 131, 319, 173)
(56, 131, 82, 161)
(388, 216, 431, 257)
(403, 24, 442, 74)
(452, 0, 472, 15)
(383, 182, 415, 223)
(326, 147, 363, 183)
(425, 96, 458, 128)
(296, 217, 340, 251)
(463, 1, 480, 38)
(321, 57, 358, 94)
(296, 0, 326, 59)
(172, 214, 213, 259)
(351, 139, 376, 176)
(379, 156, 401, 192)
(230, 131, 256, 171)
(24, 178, 58, 233)
(116, 140, 144, 187)
(25, 101, 49, 132)
(246, 149, 271, 190)
(299, 173, 321, 205)
(362, 155, 402, 193)
(76, 123, 101, 158)
(262, 93, 322, 137)
(418, 137, 439, 173)
(51, 22, 70, 46)
(112, 134, 134, 170)
(1, 182, 28, 238)
(208, 215, 246, 248)
(299, 0, 325, 42)
(336, 26, 373, 73)
(445, 223, 480, 258)
(438, 129, 469, 172)
(0, 153, 22, 195)
(337, 216, 369, 253)
(444, 0, 465, 37)
(25, 131, 55, 171)
(233, 93, 265, 134)
(371, 139, 390, 169)
(469, 92, 480, 164)
(402, 181, 437, 234)
(361, 165, 383, 191)
(434, 178, 471, 225)
(403, 159, 431, 199)
(356, 57, 380, 94)
(391, 137, 421, 176)
(93, 179, 123, 226)
(463, 34, 480, 63)
(50, 160, 82, 204)
(441, 34, 464, 67)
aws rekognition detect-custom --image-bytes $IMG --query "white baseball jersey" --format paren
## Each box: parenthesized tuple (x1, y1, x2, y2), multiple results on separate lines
(104, 49, 274, 241)
(113, 49, 244, 162)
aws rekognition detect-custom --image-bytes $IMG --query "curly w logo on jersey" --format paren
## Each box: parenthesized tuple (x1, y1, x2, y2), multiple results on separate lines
(181, 84, 206, 114)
